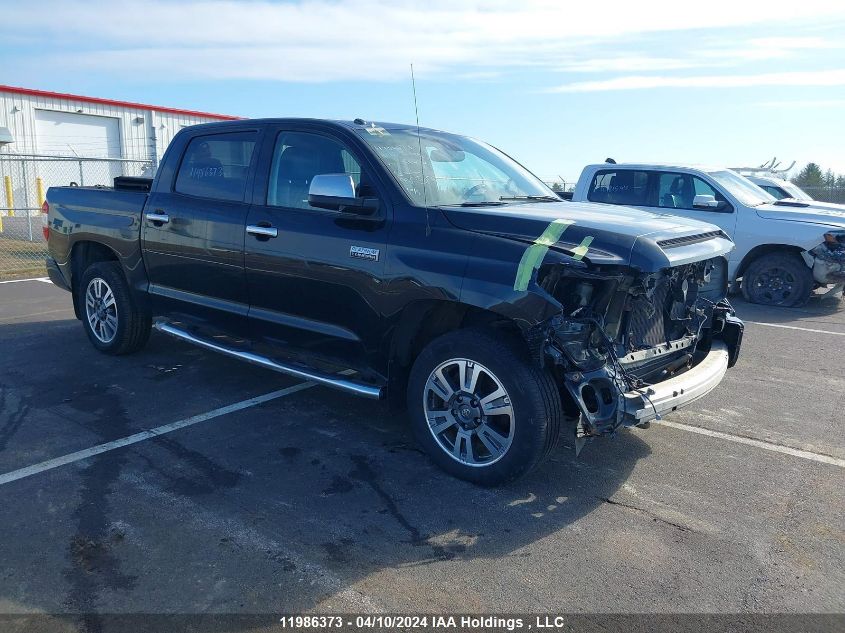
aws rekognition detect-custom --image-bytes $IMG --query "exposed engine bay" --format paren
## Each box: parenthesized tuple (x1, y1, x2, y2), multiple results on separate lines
(528, 256, 742, 440)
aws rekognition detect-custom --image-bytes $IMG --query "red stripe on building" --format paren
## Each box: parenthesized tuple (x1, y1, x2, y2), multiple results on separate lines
(0, 85, 241, 120)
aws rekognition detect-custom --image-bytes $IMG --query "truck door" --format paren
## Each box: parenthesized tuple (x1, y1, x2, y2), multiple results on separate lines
(142, 129, 260, 336)
(646, 171, 739, 260)
(243, 127, 389, 372)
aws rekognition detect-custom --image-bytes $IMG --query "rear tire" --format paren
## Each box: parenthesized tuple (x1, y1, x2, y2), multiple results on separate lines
(79, 261, 151, 355)
(741, 252, 813, 307)
(407, 328, 562, 486)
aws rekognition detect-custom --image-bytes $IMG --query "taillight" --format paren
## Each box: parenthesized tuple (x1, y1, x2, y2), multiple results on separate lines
(42, 200, 49, 240)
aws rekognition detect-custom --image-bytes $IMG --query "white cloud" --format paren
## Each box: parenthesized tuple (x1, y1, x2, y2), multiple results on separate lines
(757, 98, 845, 108)
(6, 0, 845, 82)
(746, 36, 835, 50)
(561, 35, 844, 74)
(548, 69, 845, 92)
(557, 56, 714, 73)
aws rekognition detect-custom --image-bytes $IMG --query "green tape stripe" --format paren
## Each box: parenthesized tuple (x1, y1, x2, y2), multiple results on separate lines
(513, 219, 574, 291)
(571, 235, 594, 261)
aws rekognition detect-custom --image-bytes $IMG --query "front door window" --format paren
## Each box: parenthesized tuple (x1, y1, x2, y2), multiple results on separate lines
(657, 173, 723, 210)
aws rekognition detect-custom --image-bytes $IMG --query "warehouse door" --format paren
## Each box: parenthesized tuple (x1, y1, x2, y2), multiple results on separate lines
(34, 110, 123, 189)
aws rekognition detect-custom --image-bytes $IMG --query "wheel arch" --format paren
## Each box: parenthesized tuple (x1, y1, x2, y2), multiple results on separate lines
(735, 243, 808, 280)
(385, 299, 525, 407)
(69, 241, 123, 320)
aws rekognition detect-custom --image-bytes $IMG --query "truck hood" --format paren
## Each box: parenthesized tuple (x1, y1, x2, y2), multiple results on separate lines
(440, 201, 734, 271)
(756, 201, 845, 230)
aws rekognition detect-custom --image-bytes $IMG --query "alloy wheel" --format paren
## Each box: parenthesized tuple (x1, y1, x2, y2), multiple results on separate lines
(423, 358, 515, 467)
(85, 277, 118, 344)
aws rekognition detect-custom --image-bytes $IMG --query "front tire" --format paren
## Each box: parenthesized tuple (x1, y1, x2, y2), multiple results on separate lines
(407, 328, 562, 486)
(741, 252, 813, 307)
(79, 261, 151, 355)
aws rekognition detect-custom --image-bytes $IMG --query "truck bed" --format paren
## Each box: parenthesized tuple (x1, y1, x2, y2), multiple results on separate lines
(45, 185, 149, 289)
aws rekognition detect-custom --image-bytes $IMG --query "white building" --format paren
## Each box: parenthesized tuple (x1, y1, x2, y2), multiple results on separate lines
(0, 85, 237, 214)
(0, 84, 236, 164)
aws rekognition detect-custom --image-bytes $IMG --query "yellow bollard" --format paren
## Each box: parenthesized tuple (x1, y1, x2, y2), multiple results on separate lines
(36, 177, 45, 208)
(4, 175, 13, 218)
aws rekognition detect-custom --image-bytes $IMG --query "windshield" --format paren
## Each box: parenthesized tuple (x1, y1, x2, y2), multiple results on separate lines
(355, 127, 556, 206)
(708, 170, 775, 207)
(780, 181, 813, 201)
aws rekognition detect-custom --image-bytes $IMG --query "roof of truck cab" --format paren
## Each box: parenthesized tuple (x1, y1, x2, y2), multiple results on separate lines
(747, 175, 791, 186)
(179, 118, 442, 133)
(586, 163, 728, 173)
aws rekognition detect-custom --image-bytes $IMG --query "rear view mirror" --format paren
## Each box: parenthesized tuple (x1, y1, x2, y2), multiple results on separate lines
(308, 174, 378, 215)
(430, 148, 465, 163)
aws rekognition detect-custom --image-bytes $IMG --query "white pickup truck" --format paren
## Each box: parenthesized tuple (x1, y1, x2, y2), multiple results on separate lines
(744, 175, 814, 201)
(571, 163, 845, 306)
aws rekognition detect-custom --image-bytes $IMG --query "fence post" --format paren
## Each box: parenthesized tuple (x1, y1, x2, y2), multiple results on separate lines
(36, 177, 45, 207)
(4, 175, 13, 217)
(78, 160, 84, 186)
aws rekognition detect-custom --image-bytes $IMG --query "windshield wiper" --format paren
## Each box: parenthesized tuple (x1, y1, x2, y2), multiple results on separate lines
(499, 195, 561, 202)
(457, 200, 507, 207)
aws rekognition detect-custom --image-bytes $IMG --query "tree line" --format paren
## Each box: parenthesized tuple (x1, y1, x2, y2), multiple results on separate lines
(791, 163, 845, 189)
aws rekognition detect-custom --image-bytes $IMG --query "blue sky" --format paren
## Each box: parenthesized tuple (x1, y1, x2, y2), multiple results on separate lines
(3, 0, 845, 183)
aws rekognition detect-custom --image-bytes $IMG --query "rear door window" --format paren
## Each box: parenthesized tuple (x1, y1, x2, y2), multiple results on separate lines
(175, 132, 257, 202)
(587, 170, 649, 206)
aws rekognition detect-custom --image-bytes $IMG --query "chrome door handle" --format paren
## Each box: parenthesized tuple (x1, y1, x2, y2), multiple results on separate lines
(246, 225, 278, 238)
(146, 212, 170, 224)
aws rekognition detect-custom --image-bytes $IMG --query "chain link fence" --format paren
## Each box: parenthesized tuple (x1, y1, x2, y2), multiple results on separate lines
(799, 186, 845, 205)
(0, 154, 153, 278)
(539, 177, 576, 194)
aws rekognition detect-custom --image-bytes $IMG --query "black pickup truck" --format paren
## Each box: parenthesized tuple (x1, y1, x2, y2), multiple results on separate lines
(45, 118, 743, 485)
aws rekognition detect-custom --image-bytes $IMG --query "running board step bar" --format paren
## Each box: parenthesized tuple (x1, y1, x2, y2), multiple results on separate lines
(153, 322, 384, 400)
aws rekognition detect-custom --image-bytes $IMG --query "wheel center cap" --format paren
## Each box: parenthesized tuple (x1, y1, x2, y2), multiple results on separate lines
(451, 394, 481, 429)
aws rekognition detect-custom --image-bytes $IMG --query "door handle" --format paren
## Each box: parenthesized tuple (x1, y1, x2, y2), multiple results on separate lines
(146, 211, 170, 224)
(246, 225, 278, 238)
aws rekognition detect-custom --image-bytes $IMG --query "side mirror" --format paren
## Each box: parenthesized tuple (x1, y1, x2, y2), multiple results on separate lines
(692, 194, 728, 210)
(308, 174, 378, 214)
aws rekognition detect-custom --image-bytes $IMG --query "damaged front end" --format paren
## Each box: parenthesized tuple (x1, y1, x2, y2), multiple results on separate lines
(808, 231, 845, 288)
(528, 256, 743, 445)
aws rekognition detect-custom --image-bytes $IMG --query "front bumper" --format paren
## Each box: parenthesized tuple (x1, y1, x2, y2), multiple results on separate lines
(620, 340, 729, 425)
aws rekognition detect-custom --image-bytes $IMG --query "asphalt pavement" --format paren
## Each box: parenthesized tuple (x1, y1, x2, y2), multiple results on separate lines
(0, 277, 842, 631)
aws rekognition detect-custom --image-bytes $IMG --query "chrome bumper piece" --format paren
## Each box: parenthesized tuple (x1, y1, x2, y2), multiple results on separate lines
(621, 341, 729, 424)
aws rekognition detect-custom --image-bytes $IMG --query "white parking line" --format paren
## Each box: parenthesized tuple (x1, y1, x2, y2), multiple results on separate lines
(745, 321, 845, 337)
(658, 420, 845, 468)
(2, 364, 842, 488)
(0, 277, 50, 285)
(0, 381, 316, 487)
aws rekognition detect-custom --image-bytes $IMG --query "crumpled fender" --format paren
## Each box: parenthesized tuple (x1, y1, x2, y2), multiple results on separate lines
(458, 230, 583, 331)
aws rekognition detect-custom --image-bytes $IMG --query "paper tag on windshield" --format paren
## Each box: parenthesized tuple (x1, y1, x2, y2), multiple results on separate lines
(364, 124, 389, 136)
